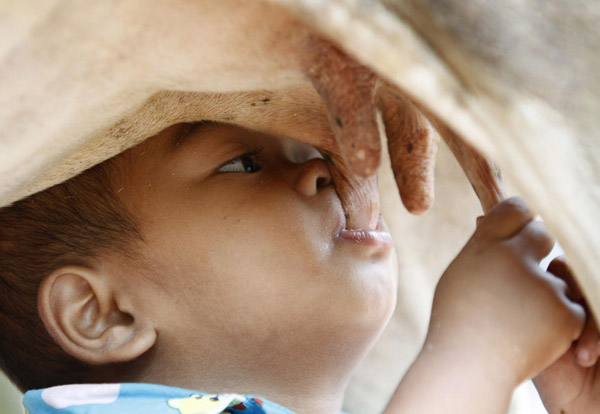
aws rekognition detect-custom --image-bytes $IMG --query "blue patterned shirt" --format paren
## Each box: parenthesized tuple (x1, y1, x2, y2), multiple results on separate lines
(23, 383, 296, 414)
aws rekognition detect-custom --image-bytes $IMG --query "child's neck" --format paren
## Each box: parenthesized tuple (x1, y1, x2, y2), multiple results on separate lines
(98, 342, 355, 414)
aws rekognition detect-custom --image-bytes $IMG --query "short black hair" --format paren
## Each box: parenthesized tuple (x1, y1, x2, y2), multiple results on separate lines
(0, 152, 144, 391)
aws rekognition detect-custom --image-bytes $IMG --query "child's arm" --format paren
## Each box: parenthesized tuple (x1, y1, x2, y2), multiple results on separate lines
(384, 197, 585, 414)
(533, 257, 600, 414)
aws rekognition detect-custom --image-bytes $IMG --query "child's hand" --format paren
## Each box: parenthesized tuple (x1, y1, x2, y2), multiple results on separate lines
(385, 197, 585, 414)
(425, 197, 585, 387)
(534, 257, 600, 414)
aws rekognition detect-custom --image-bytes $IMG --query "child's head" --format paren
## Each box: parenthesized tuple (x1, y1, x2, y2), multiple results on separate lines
(0, 121, 398, 398)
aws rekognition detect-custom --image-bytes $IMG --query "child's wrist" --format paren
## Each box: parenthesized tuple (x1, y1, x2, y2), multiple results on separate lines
(423, 309, 539, 388)
(420, 334, 522, 392)
(386, 340, 516, 413)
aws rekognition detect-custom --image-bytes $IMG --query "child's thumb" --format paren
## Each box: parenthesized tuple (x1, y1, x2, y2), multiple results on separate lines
(475, 215, 484, 226)
(547, 256, 583, 303)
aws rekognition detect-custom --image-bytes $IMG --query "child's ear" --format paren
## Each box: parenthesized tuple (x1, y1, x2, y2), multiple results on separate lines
(38, 265, 156, 364)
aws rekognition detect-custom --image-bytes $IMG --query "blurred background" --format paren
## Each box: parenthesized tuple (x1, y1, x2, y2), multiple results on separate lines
(0, 371, 20, 413)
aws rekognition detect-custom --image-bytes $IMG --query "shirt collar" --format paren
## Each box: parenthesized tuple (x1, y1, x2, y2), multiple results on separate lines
(23, 383, 295, 414)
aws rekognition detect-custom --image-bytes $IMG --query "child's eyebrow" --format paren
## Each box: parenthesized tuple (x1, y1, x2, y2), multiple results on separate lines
(170, 121, 211, 153)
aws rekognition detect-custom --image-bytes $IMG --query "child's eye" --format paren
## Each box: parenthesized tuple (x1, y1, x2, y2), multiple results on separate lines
(217, 148, 263, 173)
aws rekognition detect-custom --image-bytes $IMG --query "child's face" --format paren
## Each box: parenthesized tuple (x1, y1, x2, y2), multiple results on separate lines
(109, 121, 398, 384)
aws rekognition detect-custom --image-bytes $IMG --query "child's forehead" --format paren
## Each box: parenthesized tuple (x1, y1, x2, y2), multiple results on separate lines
(124, 120, 321, 163)
(122, 122, 255, 167)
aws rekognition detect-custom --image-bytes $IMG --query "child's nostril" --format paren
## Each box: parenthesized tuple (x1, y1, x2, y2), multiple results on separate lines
(316, 177, 328, 189)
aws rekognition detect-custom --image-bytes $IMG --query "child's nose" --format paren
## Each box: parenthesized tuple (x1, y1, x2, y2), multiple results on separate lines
(293, 158, 333, 197)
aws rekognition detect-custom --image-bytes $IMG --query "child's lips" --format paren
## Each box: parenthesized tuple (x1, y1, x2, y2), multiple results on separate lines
(335, 215, 393, 249)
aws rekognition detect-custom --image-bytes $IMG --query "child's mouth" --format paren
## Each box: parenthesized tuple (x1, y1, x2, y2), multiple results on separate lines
(336, 215, 393, 249)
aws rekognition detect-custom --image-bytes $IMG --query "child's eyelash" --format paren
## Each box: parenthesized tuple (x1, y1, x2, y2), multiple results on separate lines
(244, 147, 264, 158)
(226, 147, 264, 163)
(217, 147, 264, 173)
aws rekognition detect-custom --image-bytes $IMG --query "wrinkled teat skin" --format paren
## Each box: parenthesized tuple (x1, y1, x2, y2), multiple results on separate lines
(302, 36, 439, 230)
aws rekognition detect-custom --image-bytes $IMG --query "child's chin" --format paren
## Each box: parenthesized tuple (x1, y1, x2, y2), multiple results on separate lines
(342, 294, 397, 356)
(341, 274, 398, 330)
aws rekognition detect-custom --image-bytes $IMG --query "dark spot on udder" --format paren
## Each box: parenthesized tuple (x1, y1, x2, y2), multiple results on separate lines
(335, 117, 343, 128)
(262, 98, 270, 103)
(344, 212, 349, 219)
(351, 142, 355, 148)
(250, 103, 256, 107)
(560, 410, 567, 414)
(407, 143, 414, 153)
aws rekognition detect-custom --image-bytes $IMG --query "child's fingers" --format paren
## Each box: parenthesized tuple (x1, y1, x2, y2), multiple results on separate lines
(475, 215, 484, 226)
(561, 294, 587, 342)
(476, 198, 553, 260)
(548, 257, 600, 367)
(545, 256, 596, 366)
(547, 256, 583, 302)
(512, 220, 555, 261)
(477, 196, 534, 239)
(575, 315, 600, 367)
